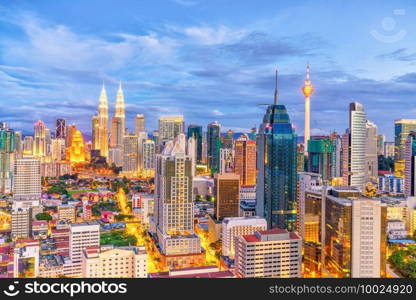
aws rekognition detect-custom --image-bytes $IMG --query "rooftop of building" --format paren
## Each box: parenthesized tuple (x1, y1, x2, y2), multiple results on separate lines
(242, 228, 300, 243)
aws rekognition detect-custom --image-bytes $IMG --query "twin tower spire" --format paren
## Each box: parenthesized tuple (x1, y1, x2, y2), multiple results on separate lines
(96, 82, 125, 157)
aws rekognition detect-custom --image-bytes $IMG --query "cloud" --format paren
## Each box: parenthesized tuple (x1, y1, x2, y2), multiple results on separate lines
(378, 48, 416, 62)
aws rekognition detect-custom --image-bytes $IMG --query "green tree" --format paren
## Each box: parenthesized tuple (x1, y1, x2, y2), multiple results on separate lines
(35, 212, 52, 221)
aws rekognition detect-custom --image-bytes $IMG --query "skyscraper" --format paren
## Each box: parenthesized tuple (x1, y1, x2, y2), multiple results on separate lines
(207, 121, 221, 174)
(187, 124, 203, 163)
(214, 173, 240, 220)
(394, 119, 416, 177)
(110, 117, 123, 148)
(55, 118, 66, 139)
(256, 72, 298, 230)
(158, 115, 184, 146)
(154, 134, 201, 256)
(114, 82, 126, 142)
(347, 102, 367, 189)
(365, 120, 378, 183)
(234, 133, 256, 186)
(307, 137, 334, 183)
(97, 84, 109, 157)
(302, 64, 314, 154)
(404, 132, 416, 197)
(13, 157, 41, 205)
(135, 114, 145, 135)
(0, 125, 15, 193)
(122, 134, 139, 174)
(91, 115, 100, 151)
(33, 120, 47, 158)
(23, 136, 34, 155)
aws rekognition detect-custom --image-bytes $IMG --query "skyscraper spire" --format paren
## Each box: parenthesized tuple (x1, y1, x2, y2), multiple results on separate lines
(97, 84, 109, 157)
(274, 69, 279, 105)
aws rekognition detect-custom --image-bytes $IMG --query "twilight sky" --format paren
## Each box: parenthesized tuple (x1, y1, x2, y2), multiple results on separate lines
(1, 0, 416, 140)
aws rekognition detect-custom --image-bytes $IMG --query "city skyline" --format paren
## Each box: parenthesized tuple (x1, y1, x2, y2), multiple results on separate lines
(2, 1, 416, 140)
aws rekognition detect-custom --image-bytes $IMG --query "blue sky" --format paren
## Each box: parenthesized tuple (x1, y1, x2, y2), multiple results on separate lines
(1, 0, 416, 140)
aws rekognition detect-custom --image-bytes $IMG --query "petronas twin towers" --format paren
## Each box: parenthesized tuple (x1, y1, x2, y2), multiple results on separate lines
(93, 82, 125, 157)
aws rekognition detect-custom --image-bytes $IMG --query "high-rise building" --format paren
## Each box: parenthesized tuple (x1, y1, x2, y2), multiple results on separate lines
(324, 187, 387, 278)
(219, 148, 233, 174)
(58, 205, 77, 223)
(97, 84, 109, 157)
(13, 157, 41, 203)
(234, 228, 302, 278)
(55, 118, 66, 139)
(377, 134, 385, 156)
(141, 139, 155, 177)
(394, 119, 416, 177)
(51, 138, 66, 161)
(82, 246, 147, 278)
(115, 82, 126, 137)
(122, 134, 139, 174)
(15, 130, 22, 158)
(154, 135, 201, 256)
(302, 64, 314, 153)
(0, 125, 16, 193)
(256, 77, 297, 230)
(187, 125, 203, 163)
(23, 136, 34, 155)
(307, 137, 334, 183)
(33, 120, 47, 158)
(135, 114, 145, 135)
(158, 115, 184, 146)
(405, 132, 416, 197)
(347, 102, 367, 189)
(66, 129, 86, 164)
(366, 120, 378, 183)
(207, 121, 221, 174)
(214, 173, 240, 220)
(384, 142, 395, 158)
(110, 117, 123, 148)
(234, 133, 256, 186)
(69, 222, 100, 277)
(221, 216, 267, 258)
(91, 115, 100, 151)
(11, 207, 32, 239)
(66, 124, 77, 151)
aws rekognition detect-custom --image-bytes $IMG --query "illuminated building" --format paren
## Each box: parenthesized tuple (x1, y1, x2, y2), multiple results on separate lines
(97, 84, 109, 157)
(134, 114, 145, 135)
(234, 228, 302, 278)
(234, 133, 256, 186)
(122, 134, 139, 174)
(33, 120, 47, 158)
(395, 119, 416, 177)
(14, 130, 22, 158)
(307, 137, 334, 183)
(221, 216, 267, 258)
(12, 239, 40, 278)
(207, 121, 221, 174)
(108, 146, 123, 167)
(302, 64, 314, 153)
(256, 72, 298, 230)
(66, 129, 86, 164)
(324, 187, 387, 278)
(404, 132, 416, 197)
(82, 246, 147, 278)
(65, 124, 77, 150)
(137, 131, 148, 175)
(141, 138, 155, 177)
(110, 117, 123, 148)
(366, 120, 378, 183)
(82, 200, 92, 221)
(13, 156, 41, 205)
(154, 134, 201, 257)
(11, 207, 32, 239)
(0, 124, 16, 193)
(187, 124, 203, 163)
(214, 173, 240, 220)
(55, 118, 66, 139)
(69, 222, 100, 277)
(23, 136, 33, 155)
(158, 115, 184, 146)
(51, 138, 66, 161)
(115, 81, 126, 139)
(91, 115, 100, 151)
(345, 102, 367, 189)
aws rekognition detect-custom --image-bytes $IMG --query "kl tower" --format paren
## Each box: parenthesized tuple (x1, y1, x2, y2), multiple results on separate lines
(302, 64, 314, 154)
